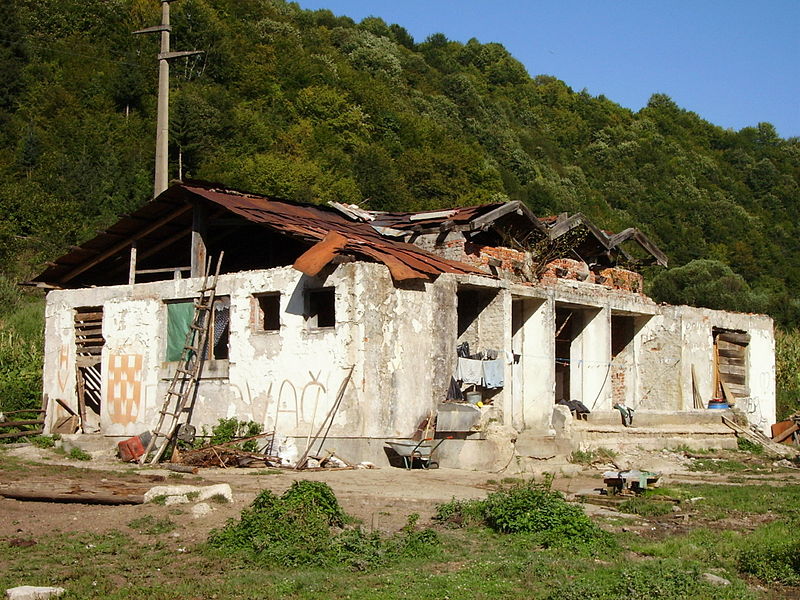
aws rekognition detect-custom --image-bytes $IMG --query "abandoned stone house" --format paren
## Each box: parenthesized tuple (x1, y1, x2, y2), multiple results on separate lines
(28, 181, 775, 469)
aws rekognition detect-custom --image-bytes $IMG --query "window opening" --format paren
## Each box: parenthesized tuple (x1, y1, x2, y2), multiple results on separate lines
(74, 306, 104, 433)
(256, 293, 281, 332)
(165, 297, 230, 361)
(306, 288, 335, 329)
(712, 328, 750, 403)
(554, 307, 575, 403)
(611, 315, 636, 358)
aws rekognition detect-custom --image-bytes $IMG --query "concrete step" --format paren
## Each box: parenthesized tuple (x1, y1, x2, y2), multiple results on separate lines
(60, 433, 119, 459)
(583, 409, 732, 428)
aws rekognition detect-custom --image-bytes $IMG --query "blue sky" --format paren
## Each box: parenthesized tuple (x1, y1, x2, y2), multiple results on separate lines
(296, 1, 799, 138)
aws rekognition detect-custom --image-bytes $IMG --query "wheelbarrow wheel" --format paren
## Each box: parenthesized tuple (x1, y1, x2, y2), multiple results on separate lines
(428, 461, 439, 469)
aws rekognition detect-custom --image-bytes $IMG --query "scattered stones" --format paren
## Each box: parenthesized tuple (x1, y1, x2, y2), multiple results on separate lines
(191, 502, 212, 518)
(5, 586, 65, 600)
(702, 573, 731, 586)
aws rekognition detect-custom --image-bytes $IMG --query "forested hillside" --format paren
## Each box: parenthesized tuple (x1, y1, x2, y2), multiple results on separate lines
(1, 0, 799, 323)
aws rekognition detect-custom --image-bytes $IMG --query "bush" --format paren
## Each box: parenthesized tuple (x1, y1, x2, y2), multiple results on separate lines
(736, 437, 764, 454)
(435, 479, 612, 550)
(68, 447, 91, 461)
(209, 418, 263, 452)
(208, 481, 438, 568)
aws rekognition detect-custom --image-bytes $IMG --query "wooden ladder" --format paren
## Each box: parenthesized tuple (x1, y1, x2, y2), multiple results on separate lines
(140, 253, 224, 465)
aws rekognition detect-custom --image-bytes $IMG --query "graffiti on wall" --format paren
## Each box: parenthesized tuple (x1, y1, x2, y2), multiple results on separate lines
(271, 371, 328, 432)
(57, 345, 70, 393)
(107, 353, 143, 425)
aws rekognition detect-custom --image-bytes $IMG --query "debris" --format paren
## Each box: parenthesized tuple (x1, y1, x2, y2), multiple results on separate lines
(602, 469, 660, 495)
(163, 463, 198, 474)
(5, 586, 65, 600)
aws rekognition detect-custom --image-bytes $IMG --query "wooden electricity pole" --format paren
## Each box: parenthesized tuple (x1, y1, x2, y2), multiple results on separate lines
(134, 1, 203, 198)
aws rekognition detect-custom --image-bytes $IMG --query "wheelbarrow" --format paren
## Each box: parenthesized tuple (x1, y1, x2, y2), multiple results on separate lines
(385, 438, 446, 469)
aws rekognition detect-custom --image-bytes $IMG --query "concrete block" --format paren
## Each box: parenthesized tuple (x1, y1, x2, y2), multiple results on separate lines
(144, 485, 200, 503)
(436, 403, 480, 432)
(6, 586, 65, 600)
(196, 483, 233, 503)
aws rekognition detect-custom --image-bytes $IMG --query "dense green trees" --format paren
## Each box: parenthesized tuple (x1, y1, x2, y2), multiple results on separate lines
(0, 0, 798, 330)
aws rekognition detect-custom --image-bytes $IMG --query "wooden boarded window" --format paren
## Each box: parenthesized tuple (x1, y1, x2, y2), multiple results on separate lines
(713, 328, 750, 402)
(74, 306, 105, 431)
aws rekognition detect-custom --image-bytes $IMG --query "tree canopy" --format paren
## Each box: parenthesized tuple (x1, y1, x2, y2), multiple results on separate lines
(2, 0, 799, 324)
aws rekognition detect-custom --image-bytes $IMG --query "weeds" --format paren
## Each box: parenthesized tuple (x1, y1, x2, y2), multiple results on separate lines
(29, 435, 56, 449)
(736, 437, 764, 454)
(569, 447, 617, 465)
(209, 418, 263, 452)
(618, 496, 674, 517)
(68, 447, 91, 461)
(128, 516, 176, 535)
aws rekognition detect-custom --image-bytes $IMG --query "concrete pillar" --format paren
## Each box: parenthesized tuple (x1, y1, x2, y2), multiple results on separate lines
(510, 296, 553, 431)
(571, 307, 611, 411)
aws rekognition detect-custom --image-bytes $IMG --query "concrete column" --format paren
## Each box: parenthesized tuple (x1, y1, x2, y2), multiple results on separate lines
(510, 297, 554, 431)
(571, 307, 611, 411)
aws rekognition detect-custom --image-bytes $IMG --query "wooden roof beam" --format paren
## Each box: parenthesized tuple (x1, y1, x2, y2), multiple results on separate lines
(60, 203, 192, 283)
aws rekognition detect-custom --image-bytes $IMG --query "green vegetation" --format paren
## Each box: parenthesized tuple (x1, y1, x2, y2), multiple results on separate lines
(617, 495, 675, 517)
(0, 0, 798, 416)
(569, 447, 618, 465)
(435, 478, 612, 550)
(127, 515, 176, 535)
(67, 447, 91, 461)
(208, 417, 263, 452)
(7, 480, 799, 598)
(737, 437, 764, 454)
(209, 480, 438, 568)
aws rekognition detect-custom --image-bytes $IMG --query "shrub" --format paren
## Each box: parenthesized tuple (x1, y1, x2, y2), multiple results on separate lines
(208, 481, 438, 568)
(209, 418, 263, 452)
(435, 479, 612, 550)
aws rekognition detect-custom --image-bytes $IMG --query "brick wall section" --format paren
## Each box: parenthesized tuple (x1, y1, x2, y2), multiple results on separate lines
(421, 236, 645, 293)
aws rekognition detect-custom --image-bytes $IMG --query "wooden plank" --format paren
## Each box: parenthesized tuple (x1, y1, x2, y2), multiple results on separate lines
(0, 429, 43, 439)
(718, 363, 746, 377)
(191, 201, 208, 279)
(719, 372, 746, 385)
(0, 420, 44, 428)
(74, 312, 103, 322)
(717, 348, 745, 359)
(0, 490, 144, 505)
(128, 241, 137, 285)
(718, 332, 751, 346)
(76, 365, 87, 434)
(62, 203, 193, 283)
(720, 380, 737, 404)
(773, 423, 799, 444)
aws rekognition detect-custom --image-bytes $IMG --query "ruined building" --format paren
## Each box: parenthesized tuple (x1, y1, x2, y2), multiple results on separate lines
(28, 181, 775, 469)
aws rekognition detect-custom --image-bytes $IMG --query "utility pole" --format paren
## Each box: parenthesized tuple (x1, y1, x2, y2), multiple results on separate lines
(134, 1, 203, 198)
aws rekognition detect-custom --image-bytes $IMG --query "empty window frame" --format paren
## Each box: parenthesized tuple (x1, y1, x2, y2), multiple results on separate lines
(255, 292, 281, 332)
(306, 288, 335, 329)
(165, 297, 230, 361)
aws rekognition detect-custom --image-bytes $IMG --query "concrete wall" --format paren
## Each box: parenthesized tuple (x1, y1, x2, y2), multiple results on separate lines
(41, 259, 776, 464)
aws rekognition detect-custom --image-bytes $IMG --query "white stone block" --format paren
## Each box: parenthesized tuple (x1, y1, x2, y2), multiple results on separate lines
(6, 586, 65, 600)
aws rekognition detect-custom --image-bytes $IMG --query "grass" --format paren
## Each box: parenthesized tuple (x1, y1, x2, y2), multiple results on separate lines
(569, 447, 618, 465)
(127, 516, 176, 535)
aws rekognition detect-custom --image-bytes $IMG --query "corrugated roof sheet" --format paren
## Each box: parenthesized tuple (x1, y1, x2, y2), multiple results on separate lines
(29, 182, 488, 287)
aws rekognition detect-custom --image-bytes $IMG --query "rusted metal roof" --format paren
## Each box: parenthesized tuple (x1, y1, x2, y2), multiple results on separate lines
(28, 180, 667, 288)
(28, 182, 487, 287)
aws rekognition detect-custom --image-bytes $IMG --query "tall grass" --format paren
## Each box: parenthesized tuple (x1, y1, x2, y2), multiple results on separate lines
(0, 275, 44, 413)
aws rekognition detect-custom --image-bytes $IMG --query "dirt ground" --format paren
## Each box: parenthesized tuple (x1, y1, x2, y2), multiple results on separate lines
(2, 444, 800, 549)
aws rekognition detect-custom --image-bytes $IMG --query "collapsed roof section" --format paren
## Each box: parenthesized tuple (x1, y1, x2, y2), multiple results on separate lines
(27, 181, 666, 289)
